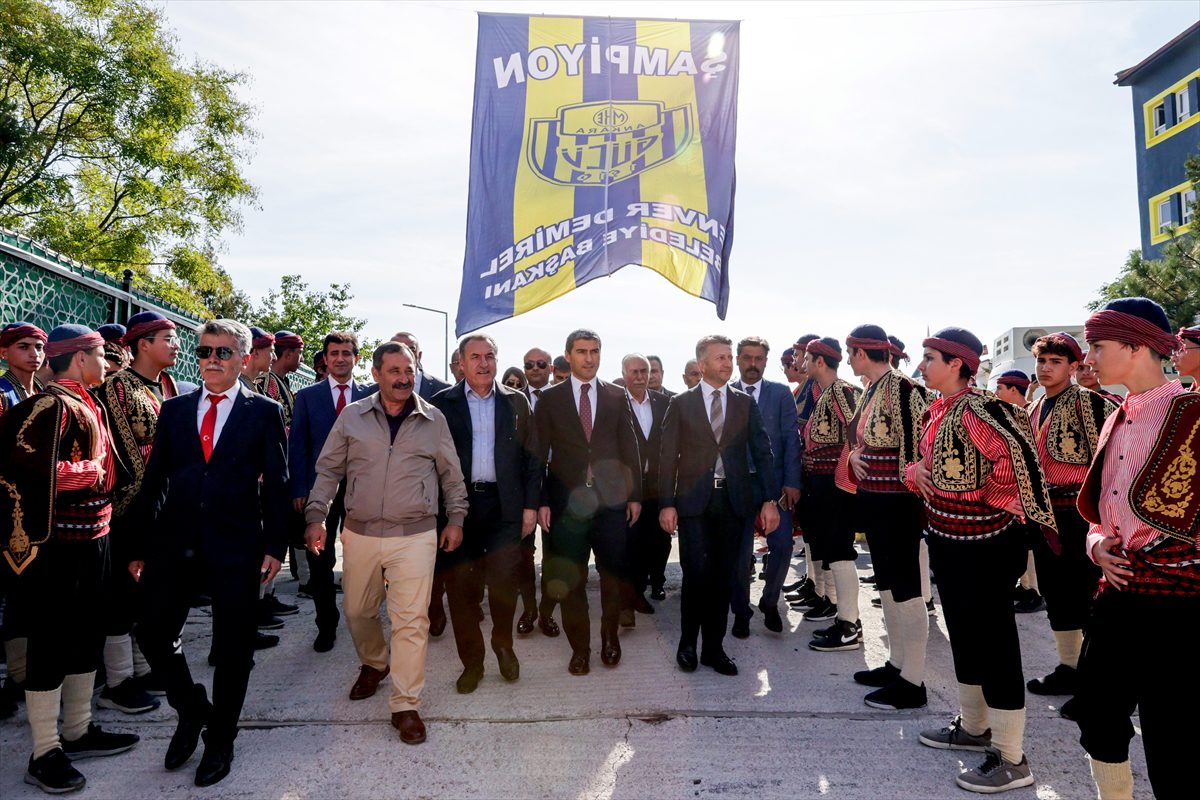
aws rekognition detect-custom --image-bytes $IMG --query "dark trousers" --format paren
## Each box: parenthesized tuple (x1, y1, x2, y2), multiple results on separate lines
(1031, 505, 1100, 631)
(1075, 590, 1197, 799)
(860, 490, 925, 602)
(445, 487, 521, 667)
(928, 527, 1027, 710)
(306, 486, 345, 635)
(518, 528, 559, 618)
(678, 488, 744, 655)
(544, 489, 626, 654)
(731, 504, 794, 617)
(136, 548, 260, 748)
(24, 537, 109, 691)
(621, 498, 665, 610)
(103, 521, 138, 637)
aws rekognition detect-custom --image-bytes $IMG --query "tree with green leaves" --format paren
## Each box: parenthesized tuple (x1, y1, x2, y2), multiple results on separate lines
(1090, 149, 1200, 331)
(250, 274, 381, 376)
(0, 0, 258, 318)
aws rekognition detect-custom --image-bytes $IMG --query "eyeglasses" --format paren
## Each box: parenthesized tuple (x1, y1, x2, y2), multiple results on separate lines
(524, 360, 548, 369)
(195, 345, 236, 361)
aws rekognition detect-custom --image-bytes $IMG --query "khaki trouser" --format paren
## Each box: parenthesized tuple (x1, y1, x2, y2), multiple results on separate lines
(341, 527, 437, 712)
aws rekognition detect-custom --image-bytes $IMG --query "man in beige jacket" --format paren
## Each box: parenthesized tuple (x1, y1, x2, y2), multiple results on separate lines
(304, 341, 467, 745)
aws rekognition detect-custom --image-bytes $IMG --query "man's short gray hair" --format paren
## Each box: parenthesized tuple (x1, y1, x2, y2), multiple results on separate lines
(458, 334, 498, 357)
(622, 353, 650, 370)
(197, 319, 252, 357)
(695, 334, 733, 361)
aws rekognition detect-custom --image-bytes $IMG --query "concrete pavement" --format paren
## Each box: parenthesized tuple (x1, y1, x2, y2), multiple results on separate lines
(0, 542, 1147, 798)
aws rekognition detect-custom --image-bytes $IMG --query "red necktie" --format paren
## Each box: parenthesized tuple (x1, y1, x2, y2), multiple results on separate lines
(200, 393, 226, 462)
(335, 384, 348, 415)
(579, 383, 593, 441)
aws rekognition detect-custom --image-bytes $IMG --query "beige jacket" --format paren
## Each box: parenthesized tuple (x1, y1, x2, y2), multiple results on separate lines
(305, 392, 468, 535)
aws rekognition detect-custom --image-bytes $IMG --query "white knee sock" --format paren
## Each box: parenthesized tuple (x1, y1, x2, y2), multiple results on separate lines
(5, 637, 28, 684)
(824, 566, 838, 604)
(804, 541, 816, 582)
(812, 560, 826, 598)
(987, 707, 1026, 765)
(830, 561, 859, 622)
(1020, 551, 1039, 592)
(25, 686, 62, 759)
(1054, 630, 1084, 670)
(958, 682, 988, 736)
(60, 671, 95, 743)
(918, 539, 932, 603)
(1088, 757, 1133, 800)
(103, 634, 134, 687)
(131, 638, 150, 679)
(878, 590, 904, 669)
(895, 597, 928, 686)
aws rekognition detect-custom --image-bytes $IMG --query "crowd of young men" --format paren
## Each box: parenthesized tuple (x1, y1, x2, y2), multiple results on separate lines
(1, 296, 1197, 798)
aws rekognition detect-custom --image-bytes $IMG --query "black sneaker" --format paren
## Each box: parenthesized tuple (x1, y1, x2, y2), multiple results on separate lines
(803, 598, 837, 621)
(1012, 588, 1045, 614)
(24, 749, 86, 794)
(1026, 664, 1077, 696)
(61, 724, 139, 759)
(861, 573, 877, 585)
(864, 677, 928, 710)
(785, 580, 820, 607)
(781, 578, 808, 593)
(263, 595, 299, 616)
(257, 614, 285, 631)
(926, 599, 936, 616)
(296, 583, 314, 599)
(98, 679, 160, 714)
(809, 619, 862, 652)
(854, 661, 900, 687)
(132, 672, 167, 697)
(871, 597, 883, 608)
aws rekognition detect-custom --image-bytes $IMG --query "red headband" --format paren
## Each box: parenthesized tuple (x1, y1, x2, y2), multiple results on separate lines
(1179, 327, 1200, 345)
(275, 334, 304, 349)
(45, 331, 105, 358)
(888, 343, 909, 361)
(997, 375, 1031, 391)
(806, 340, 841, 362)
(0, 324, 48, 348)
(1084, 310, 1183, 357)
(845, 336, 890, 352)
(253, 332, 276, 350)
(923, 337, 981, 373)
(122, 318, 175, 346)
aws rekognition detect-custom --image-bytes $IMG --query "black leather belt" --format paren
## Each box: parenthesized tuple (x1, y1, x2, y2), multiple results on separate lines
(471, 481, 498, 493)
(713, 478, 728, 489)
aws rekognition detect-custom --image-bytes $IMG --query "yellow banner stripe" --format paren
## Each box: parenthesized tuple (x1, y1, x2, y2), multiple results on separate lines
(512, 17, 584, 317)
(636, 20, 710, 296)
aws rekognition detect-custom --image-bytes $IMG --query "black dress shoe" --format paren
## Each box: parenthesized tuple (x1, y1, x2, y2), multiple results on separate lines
(700, 650, 738, 676)
(495, 647, 520, 681)
(166, 716, 207, 770)
(618, 608, 635, 628)
(634, 594, 655, 615)
(731, 616, 751, 639)
(194, 743, 233, 787)
(516, 610, 537, 635)
(676, 643, 698, 672)
(456, 664, 484, 694)
(650, 587, 666, 601)
(538, 615, 560, 637)
(429, 611, 447, 637)
(600, 631, 621, 666)
(254, 632, 279, 650)
(313, 630, 336, 653)
(760, 604, 783, 633)
(568, 650, 590, 675)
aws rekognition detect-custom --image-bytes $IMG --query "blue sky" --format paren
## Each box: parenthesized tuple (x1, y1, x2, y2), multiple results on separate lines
(162, 0, 1199, 388)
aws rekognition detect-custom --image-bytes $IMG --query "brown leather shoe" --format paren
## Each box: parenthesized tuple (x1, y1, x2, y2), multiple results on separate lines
(391, 710, 426, 745)
(349, 665, 390, 701)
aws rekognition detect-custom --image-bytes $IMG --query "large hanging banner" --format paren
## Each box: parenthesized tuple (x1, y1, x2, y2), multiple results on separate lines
(456, 13, 741, 335)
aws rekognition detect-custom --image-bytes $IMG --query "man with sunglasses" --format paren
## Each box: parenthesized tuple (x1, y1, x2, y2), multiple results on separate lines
(129, 319, 289, 787)
(516, 347, 559, 636)
(97, 310, 182, 717)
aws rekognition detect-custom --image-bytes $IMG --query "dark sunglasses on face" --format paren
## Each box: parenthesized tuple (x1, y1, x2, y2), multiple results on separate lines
(195, 345, 236, 361)
(524, 360, 548, 369)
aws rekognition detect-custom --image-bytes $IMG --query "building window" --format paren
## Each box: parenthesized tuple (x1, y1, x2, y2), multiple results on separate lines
(1152, 103, 1168, 134)
(1157, 198, 1173, 234)
(1184, 188, 1197, 227)
(1178, 88, 1192, 122)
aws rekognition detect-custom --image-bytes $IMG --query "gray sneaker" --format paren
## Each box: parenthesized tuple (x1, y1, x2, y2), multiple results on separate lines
(918, 714, 992, 751)
(955, 748, 1035, 794)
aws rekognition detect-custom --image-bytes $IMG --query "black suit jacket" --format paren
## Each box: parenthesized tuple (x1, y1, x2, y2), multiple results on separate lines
(432, 381, 541, 523)
(289, 379, 372, 497)
(628, 390, 669, 502)
(133, 381, 290, 567)
(534, 378, 641, 514)
(418, 371, 451, 402)
(658, 384, 780, 519)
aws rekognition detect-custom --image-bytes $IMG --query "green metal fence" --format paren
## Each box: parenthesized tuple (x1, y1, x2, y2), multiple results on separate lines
(1, 230, 314, 389)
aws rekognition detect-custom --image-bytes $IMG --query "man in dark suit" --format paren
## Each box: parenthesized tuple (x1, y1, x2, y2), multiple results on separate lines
(515, 347, 558, 635)
(620, 354, 671, 617)
(289, 331, 372, 652)
(659, 335, 780, 676)
(432, 335, 541, 693)
(129, 319, 290, 787)
(534, 329, 641, 675)
(730, 336, 802, 635)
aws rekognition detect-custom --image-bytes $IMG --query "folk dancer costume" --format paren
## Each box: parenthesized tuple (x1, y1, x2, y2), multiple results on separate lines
(1179, 325, 1200, 389)
(98, 324, 130, 373)
(1074, 300, 1197, 800)
(254, 330, 303, 430)
(908, 328, 1056, 794)
(800, 338, 864, 651)
(845, 327, 932, 709)
(1023, 333, 1116, 705)
(0, 326, 139, 793)
(789, 334, 823, 596)
(0, 322, 46, 714)
(95, 312, 181, 712)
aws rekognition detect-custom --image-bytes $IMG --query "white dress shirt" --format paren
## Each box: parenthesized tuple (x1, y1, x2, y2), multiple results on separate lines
(465, 382, 497, 482)
(740, 379, 762, 403)
(627, 390, 654, 439)
(197, 383, 236, 448)
(328, 375, 353, 409)
(413, 371, 423, 397)
(570, 375, 598, 426)
(527, 384, 546, 412)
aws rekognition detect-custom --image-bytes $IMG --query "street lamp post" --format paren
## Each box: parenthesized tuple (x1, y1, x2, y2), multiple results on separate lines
(401, 303, 450, 381)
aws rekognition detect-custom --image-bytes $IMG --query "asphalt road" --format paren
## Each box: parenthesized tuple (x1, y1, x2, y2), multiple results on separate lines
(0, 541, 1147, 799)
